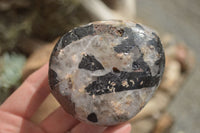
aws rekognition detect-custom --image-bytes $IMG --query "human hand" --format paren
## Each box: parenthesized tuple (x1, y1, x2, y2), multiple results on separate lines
(0, 64, 132, 133)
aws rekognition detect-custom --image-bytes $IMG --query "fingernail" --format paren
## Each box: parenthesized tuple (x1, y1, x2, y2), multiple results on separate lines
(114, 123, 132, 133)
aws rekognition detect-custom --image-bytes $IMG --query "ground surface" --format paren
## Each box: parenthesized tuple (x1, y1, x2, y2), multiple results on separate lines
(136, 0, 200, 132)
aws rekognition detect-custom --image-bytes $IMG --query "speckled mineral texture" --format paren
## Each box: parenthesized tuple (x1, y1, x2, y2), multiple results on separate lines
(48, 20, 165, 126)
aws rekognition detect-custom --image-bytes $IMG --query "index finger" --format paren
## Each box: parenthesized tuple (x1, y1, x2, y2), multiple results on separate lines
(0, 63, 50, 119)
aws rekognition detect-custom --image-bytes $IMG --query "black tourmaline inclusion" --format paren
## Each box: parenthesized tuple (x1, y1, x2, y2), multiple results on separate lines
(78, 54, 104, 71)
(87, 113, 98, 122)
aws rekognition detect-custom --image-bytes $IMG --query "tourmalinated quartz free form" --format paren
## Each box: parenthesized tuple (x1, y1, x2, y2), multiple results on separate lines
(48, 20, 165, 126)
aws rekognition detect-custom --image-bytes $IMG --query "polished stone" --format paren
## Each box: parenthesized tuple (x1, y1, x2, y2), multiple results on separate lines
(48, 20, 165, 126)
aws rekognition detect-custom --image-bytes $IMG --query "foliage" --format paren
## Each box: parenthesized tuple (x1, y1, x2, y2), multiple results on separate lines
(0, 52, 26, 104)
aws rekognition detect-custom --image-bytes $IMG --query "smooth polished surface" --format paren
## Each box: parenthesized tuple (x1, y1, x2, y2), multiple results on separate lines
(48, 20, 165, 126)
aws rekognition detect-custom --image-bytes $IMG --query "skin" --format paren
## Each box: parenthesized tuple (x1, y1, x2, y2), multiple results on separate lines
(0, 63, 132, 133)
